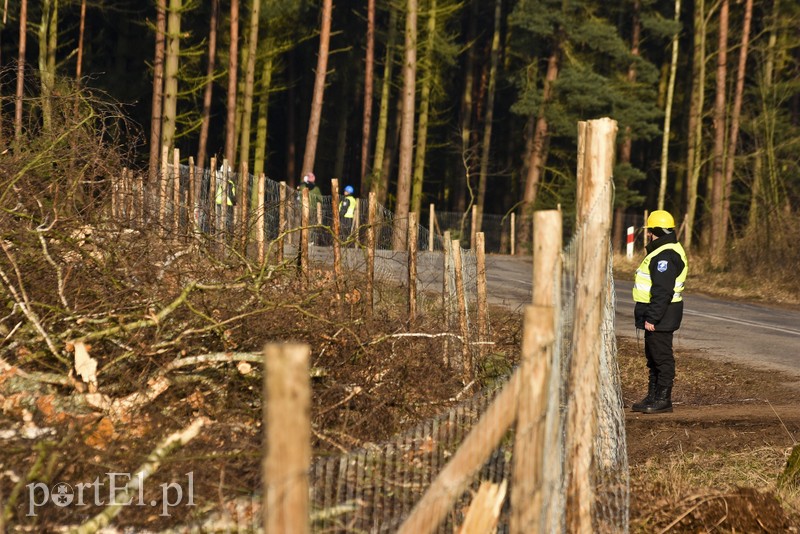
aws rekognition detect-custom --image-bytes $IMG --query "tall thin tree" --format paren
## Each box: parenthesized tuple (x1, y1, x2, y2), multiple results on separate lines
(161, 0, 181, 153)
(360, 0, 375, 188)
(393, 0, 418, 250)
(148, 0, 167, 183)
(684, 0, 707, 250)
(368, 5, 397, 199)
(301, 0, 333, 177)
(709, 0, 729, 265)
(658, 0, 681, 210)
(14, 0, 27, 144)
(238, 0, 261, 175)
(224, 0, 240, 166)
(410, 0, 436, 215)
(197, 0, 219, 170)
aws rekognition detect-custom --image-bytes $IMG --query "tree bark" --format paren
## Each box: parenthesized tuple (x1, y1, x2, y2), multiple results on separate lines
(38, 0, 57, 134)
(720, 0, 753, 253)
(360, 0, 375, 188)
(709, 0, 729, 265)
(76, 0, 86, 83)
(411, 0, 437, 215)
(658, 0, 681, 210)
(393, 0, 418, 250)
(147, 0, 166, 183)
(238, 0, 261, 180)
(368, 5, 397, 198)
(253, 42, 274, 177)
(14, 0, 27, 144)
(684, 0, 707, 250)
(161, 0, 181, 154)
(224, 0, 239, 166)
(457, 0, 478, 214)
(197, 0, 219, 171)
(476, 0, 502, 232)
(301, 0, 333, 177)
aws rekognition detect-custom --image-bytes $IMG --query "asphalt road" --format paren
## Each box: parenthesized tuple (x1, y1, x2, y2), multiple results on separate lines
(483, 254, 800, 380)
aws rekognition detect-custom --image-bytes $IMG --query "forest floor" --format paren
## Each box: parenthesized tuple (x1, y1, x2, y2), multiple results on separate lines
(1, 244, 799, 532)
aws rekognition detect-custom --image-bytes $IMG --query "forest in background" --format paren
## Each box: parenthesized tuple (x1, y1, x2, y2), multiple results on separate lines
(0, 0, 799, 265)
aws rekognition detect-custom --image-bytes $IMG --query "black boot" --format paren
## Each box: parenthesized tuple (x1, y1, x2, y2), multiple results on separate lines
(632, 379, 657, 412)
(642, 385, 672, 414)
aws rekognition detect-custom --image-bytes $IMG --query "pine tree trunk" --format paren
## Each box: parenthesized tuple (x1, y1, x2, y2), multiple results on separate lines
(301, 0, 333, 176)
(411, 0, 436, 215)
(253, 44, 274, 177)
(393, 0, 418, 250)
(14, 0, 27, 144)
(224, 0, 239, 165)
(38, 0, 56, 134)
(148, 0, 166, 183)
(456, 0, 478, 214)
(286, 53, 297, 185)
(238, 0, 261, 179)
(709, 0, 729, 265)
(476, 0, 502, 233)
(658, 0, 681, 210)
(720, 0, 753, 253)
(197, 0, 218, 171)
(76, 0, 86, 83)
(368, 5, 397, 198)
(360, 0, 376, 188)
(684, 0, 706, 250)
(161, 0, 181, 153)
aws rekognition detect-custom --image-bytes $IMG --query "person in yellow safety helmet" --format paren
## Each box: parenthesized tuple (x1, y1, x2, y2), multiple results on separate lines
(631, 210, 688, 414)
(338, 185, 356, 244)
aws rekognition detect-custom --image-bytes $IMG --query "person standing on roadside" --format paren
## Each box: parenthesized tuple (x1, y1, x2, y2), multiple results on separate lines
(339, 185, 356, 245)
(631, 210, 688, 414)
(299, 172, 322, 244)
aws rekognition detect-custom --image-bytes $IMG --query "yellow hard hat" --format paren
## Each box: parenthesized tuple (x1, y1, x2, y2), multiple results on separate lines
(645, 210, 676, 229)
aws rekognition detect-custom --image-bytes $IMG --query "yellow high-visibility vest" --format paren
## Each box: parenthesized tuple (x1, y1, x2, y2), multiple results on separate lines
(215, 179, 236, 207)
(632, 242, 687, 303)
(339, 197, 356, 219)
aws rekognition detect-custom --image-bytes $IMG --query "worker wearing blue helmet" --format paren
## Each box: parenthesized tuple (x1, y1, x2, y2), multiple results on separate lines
(339, 185, 356, 245)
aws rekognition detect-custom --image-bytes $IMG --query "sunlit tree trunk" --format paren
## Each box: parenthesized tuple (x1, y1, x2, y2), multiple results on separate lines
(76, 0, 86, 84)
(411, 0, 436, 215)
(720, 0, 753, 253)
(360, 0, 375, 188)
(224, 0, 239, 165)
(476, 0, 502, 232)
(684, 0, 706, 250)
(455, 0, 478, 213)
(286, 54, 296, 184)
(253, 42, 274, 177)
(197, 0, 218, 170)
(301, 0, 333, 176)
(161, 0, 181, 153)
(518, 50, 558, 251)
(658, 0, 680, 210)
(38, 0, 57, 134)
(709, 0, 729, 265)
(147, 0, 166, 182)
(238, 0, 261, 174)
(393, 0, 418, 250)
(368, 5, 397, 198)
(15, 0, 27, 145)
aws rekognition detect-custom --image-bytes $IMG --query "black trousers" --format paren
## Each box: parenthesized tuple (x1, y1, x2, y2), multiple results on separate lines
(644, 330, 675, 388)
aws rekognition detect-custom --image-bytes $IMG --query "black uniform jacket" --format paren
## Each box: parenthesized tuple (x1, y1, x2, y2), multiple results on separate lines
(634, 232, 686, 332)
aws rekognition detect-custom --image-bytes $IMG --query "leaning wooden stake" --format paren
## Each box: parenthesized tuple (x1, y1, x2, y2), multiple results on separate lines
(565, 118, 617, 534)
(263, 343, 311, 534)
(451, 240, 471, 382)
(331, 179, 342, 282)
(159, 145, 168, 230)
(172, 147, 180, 231)
(428, 203, 435, 251)
(300, 188, 310, 277)
(476, 232, 487, 354)
(408, 212, 418, 323)
(366, 192, 376, 317)
(470, 205, 478, 249)
(442, 231, 452, 366)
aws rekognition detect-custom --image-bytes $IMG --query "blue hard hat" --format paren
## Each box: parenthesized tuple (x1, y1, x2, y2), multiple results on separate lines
(344, 185, 354, 195)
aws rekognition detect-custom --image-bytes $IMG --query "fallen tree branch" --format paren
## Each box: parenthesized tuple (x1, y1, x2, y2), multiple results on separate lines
(67, 417, 209, 534)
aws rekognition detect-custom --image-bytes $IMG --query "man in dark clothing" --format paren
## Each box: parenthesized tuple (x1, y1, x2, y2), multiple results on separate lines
(631, 210, 688, 414)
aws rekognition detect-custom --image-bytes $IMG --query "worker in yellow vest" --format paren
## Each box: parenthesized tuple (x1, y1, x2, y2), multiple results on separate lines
(339, 185, 356, 245)
(631, 210, 688, 414)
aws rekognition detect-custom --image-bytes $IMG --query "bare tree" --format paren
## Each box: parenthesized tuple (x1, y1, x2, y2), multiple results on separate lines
(360, 0, 375, 188)
(658, 0, 681, 210)
(301, 0, 333, 177)
(238, 0, 261, 175)
(393, 0, 418, 250)
(148, 0, 166, 183)
(709, 0, 729, 265)
(14, 0, 27, 144)
(38, 0, 58, 133)
(76, 0, 86, 83)
(368, 5, 397, 199)
(411, 0, 437, 215)
(224, 0, 239, 166)
(161, 0, 182, 154)
(197, 0, 219, 170)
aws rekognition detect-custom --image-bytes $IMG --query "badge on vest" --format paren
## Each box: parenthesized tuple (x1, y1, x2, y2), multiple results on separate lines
(657, 260, 668, 272)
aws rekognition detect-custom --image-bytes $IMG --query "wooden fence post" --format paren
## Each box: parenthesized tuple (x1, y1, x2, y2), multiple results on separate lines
(429, 203, 435, 251)
(220, 159, 230, 240)
(300, 188, 309, 277)
(172, 147, 180, 231)
(476, 232, 487, 353)
(643, 209, 649, 249)
(442, 231, 452, 366)
(263, 343, 311, 534)
(159, 145, 168, 229)
(240, 161, 249, 249)
(188, 157, 196, 234)
(331, 178, 342, 283)
(209, 156, 217, 237)
(366, 192, 376, 317)
(470, 205, 478, 249)
(451, 239, 471, 383)
(257, 173, 266, 263)
(565, 118, 617, 534)
(408, 211, 418, 323)
(277, 181, 286, 264)
(510, 212, 516, 255)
